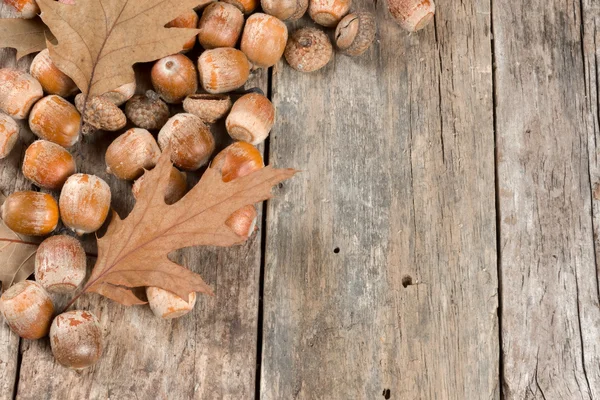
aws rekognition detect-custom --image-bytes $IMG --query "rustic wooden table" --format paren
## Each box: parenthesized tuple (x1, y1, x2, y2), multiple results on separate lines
(2, 0, 600, 398)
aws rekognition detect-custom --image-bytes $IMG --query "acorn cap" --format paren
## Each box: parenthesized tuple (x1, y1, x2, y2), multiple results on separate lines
(125, 91, 170, 130)
(75, 94, 127, 133)
(284, 28, 333, 73)
(335, 12, 376, 56)
(183, 94, 232, 124)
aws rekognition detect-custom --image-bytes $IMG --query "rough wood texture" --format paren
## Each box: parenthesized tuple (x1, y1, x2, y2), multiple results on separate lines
(262, 0, 498, 398)
(0, 10, 267, 396)
(495, 0, 600, 398)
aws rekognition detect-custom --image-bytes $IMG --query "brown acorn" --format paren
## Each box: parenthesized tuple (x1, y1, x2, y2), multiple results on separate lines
(308, 0, 351, 27)
(23, 140, 77, 190)
(125, 91, 170, 131)
(166, 10, 199, 52)
(158, 113, 215, 171)
(388, 0, 435, 32)
(197, 2, 244, 49)
(151, 55, 198, 104)
(0, 68, 44, 120)
(211, 141, 264, 182)
(35, 235, 86, 294)
(105, 128, 161, 181)
(0, 281, 54, 340)
(335, 12, 376, 56)
(226, 93, 275, 145)
(261, 0, 308, 21)
(285, 28, 333, 73)
(183, 94, 232, 124)
(132, 167, 187, 205)
(50, 310, 103, 369)
(0, 113, 19, 159)
(59, 174, 111, 235)
(198, 48, 250, 94)
(225, 205, 258, 239)
(29, 95, 81, 148)
(2, 191, 59, 236)
(4, 0, 40, 19)
(30, 49, 78, 97)
(240, 13, 288, 68)
(146, 287, 197, 319)
(101, 82, 136, 106)
(222, 0, 257, 14)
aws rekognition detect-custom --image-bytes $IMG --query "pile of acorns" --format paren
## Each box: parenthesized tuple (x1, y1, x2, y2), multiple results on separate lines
(0, 0, 434, 370)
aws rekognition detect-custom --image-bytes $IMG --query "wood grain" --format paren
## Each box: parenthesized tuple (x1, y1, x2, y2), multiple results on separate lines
(494, 0, 600, 398)
(262, 0, 498, 398)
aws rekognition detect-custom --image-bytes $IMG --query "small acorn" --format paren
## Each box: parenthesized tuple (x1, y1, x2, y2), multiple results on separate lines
(146, 287, 197, 319)
(132, 167, 187, 205)
(0, 281, 54, 340)
(388, 0, 435, 32)
(151, 55, 198, 104)
(59, 174, 111, 235)
(125, 91, 170, 131)
(2, 191, 59, 236)
(183, 94, 232, 124)
(261, 0, 308, 21)
(35, 235, 86, 294)
(75, 94, 127, 134)
(198, 2, 244, 49)
(0, 113, 19, 159)
(166, 10, 199, 52)
(30, 49, 78, 97)
(101, 82, 136, 106)
(225, 205, 258, 239)
(222, 0, 257, 14)
(240, 13, 288, 68)
(211, 141, 264, 182)
(226, 93, 275, 145)
(198, 48, 250, 94)
(105, 128, 161, 181)
(50, 310, 103, 369)
(335, 12, 376, 56)
(4, 0, 40, 19)
(158, 113, 215, 171)
(23, 140, 77, 190)
(29, 95, 81, 148)
(308, 0, 351, 27)
(284, 28, 333, 72)
(0, 68, 43, 120)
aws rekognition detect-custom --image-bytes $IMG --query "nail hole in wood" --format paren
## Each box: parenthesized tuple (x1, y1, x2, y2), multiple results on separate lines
(401, 276, 413, 288)
(382, 389, 391, 399)
(333, 247, 340, 254)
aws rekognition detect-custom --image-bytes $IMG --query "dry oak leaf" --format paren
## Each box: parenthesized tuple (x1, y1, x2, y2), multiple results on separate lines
(0, 17, 54, 60)
(78, 151, 295, 306)
(37, 0, 212, 98)
(0, 194, 40, 291)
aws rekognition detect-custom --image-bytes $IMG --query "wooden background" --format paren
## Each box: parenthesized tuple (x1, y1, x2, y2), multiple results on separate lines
(1, 0, 600, 398)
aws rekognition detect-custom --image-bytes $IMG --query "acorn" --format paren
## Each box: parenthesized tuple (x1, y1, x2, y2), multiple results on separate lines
(166, 10, 199, 52)
(101, 82, 136, 106)
(23, 140, 77, 190)
(146, 287, 197, 319)
(75, 94, 127, 134)
(59, 174, 111, 235)
(284, 28, 333, 72)
(0, 281, 54, 340)
(1, 191, 59, 236)
(261, 0, 308, 21)
(226, 93, 275, 145)
(0, 68, 43, 120)
(50, 310, 103, 369)
(198, 2, 244, 49)
(0, 113, 19, 159)
(308, 0, 351, 27)
(34, 235, 86, 294)
(158, 113, 215, 171)
(335, 12, 376, 56)
(225, 205, 258, 239)
(222, 0, 257, 14)
(183, 94, 232, 124)
(105, 128, 161, 181)
(211, 141, 264, 182)
(198, 48, 250, 94)
(151, 55, 198, 104)
(125, 91, 170, 131)
(388, 0, 435, 32)
(4, 0, 40, 19)
(240, 13, 288, 68)
(30, 49, 78, 97)
(132, 167, 187, 205)
(29, 95, 81, 148)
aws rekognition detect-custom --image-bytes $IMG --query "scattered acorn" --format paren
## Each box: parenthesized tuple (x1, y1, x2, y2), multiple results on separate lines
(1, 191, 59, 236)
(0, 281, 54, 340)
(59, 174, 111, 235)
(146, 287, 197, 319)
(158, 113, 215, 171)
(35, 235, 87, 294)
(132, 167, 188, 205)
(50, 310, 103, 369)
(0, 68, 43, 120)
(101, 82, 136, 106)
(151, 54, 198, 104)
(261, 0, 308, 21)
(240, 13, 288, 68)
(226, 93, 275, 145)
(335, 12, 376, 56)
(198, 48, 251, 94)
(198, 2, 244, 49)
(29, 95, 81, 148)
(105, 128, 161, 180)
(225, 205, 258, 239)
(308, 0, 352, 27)
(4, 0, 40, 19)
(183, 94, 232, 124)
(30, 49, 79, 97)
(0, 112, 19, 159)
(388, 0, 435, 32)
(285, 27, 333, 73)
(212, 141, 264, 182)
(23, 140, 77, 190)
(166, 10, 199, 52)
(222, 0, 258, 14)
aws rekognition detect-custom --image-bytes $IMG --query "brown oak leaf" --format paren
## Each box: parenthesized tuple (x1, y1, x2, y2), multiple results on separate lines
(0, 194, 40, 291)
(72, 151, 295, 306)
(0, 18, 54, 60)
(37, 0, 211, 98)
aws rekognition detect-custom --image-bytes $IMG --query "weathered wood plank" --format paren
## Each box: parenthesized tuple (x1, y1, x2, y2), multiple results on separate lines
(262, 0, 497, 398)
(494, 0, 600, 397)
(0, 6, 267, 396)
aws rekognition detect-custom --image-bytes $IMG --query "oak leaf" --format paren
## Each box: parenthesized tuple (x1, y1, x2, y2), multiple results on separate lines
(37, 0, 212, 98)
(0, 194, 40, 291)
(75, 151, 295, 306)
(0, 18, 54, 60)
